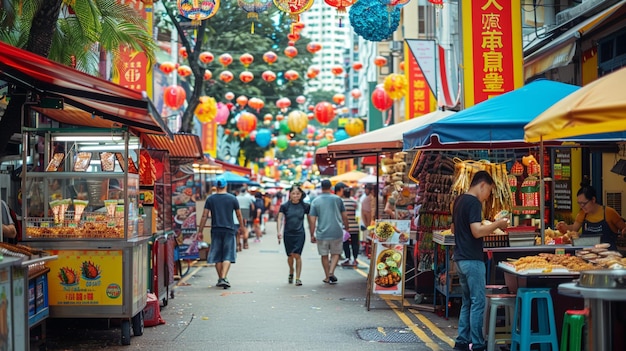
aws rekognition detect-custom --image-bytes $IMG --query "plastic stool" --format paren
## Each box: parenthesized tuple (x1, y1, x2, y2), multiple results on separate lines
(511, 287, 559, 351)
(485, 294, 516, 351)
(560, 309, 588, 351)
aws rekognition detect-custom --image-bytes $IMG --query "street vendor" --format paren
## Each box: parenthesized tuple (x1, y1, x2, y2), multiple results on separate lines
(556, 180, 626, 249)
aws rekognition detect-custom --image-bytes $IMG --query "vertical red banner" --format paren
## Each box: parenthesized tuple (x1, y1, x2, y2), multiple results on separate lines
(201, 120, 217, 157)
(115, 1, 150, 94)
(462, 0, 522, 107)
(406, 53, 430, 118)
(405, 40, 436, 119)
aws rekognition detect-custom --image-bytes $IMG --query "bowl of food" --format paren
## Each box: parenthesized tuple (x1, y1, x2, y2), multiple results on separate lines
(374, 249, 403, 287)
(375, 221, 396, 242)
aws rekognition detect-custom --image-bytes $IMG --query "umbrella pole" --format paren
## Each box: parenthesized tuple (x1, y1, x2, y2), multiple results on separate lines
(375, 152, 380, 219)
(539, 136, 545, 245)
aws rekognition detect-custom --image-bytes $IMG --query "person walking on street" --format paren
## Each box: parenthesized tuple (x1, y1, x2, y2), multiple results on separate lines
(197, 178, 244, 289)
(308, 180, 350, 284)
(236, 187, 255, 249)
(452, 171, 509, 351)
(276, 186, 310, 286)
(340, 186, 360, 266)
(253, 192, 265, 241)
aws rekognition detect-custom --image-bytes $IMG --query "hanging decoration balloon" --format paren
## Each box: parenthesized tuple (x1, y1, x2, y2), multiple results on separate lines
(323, 0, 357, 27)
(195, 96, 218, 123)
(224, 92, 235, 101)
(159, 61, 176, 74)
(273, 0, 314, 21)
(177, 65, 192, 77)
(374, 56, 388, 67)
(239, 70, 254, 83)
(287, 110, 308, 134)
(248, 97, 265, 112)
(163, 85, 186, 110)
(256, 128, 272, 147)
(237, 0, 272, 33)
(350, 88, 362, 100)
(178, 47, 188, 59)
(236, 95, 249, 108)
(177, 0, 220, 25)
(284, 70, 300, 82)
(261, 70, 277, 83)
(203, 69, 213, 81)
(218, 53, 233, 67)
(331, 65, 344, 76)
(284, 46, 298, 59)
(237, 111, 258, 134)
(296, 95, 306, 104)
(349, 0, 401, 42)
(239, 53, 254, 68)
(219, 70, 234, 83)
(276, 135, 289, 150)
(313, 101, 335, 125)
(352, 62, 363, 71)
(199, 51, 214, 64)
(263, 51, 278, 65)
(332, 93, 346, 105)
(345, 118, 364, 136)
(334, 129, 349, 142)
(215, 102, 230, 125)
(306, 42, 322, 54)
(383, 73, 408, 100)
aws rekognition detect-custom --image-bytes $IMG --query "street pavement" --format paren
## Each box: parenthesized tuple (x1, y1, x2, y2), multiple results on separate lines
(45, 222, 461, 350)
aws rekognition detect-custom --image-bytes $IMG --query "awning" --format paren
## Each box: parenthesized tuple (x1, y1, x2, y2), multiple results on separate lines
(213, 159, 252, 177)
(524, 0, 626, 80)
(143, 133, 203, 160)
(0, 41, 171, 137)
(326, 110, 455, 158)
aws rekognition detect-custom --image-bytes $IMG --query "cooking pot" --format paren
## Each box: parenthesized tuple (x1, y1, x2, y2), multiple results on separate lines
(577, 269, 626, 289)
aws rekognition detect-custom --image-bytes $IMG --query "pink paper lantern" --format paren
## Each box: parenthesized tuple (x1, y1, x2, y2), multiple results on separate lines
(215, 102, 230, 125)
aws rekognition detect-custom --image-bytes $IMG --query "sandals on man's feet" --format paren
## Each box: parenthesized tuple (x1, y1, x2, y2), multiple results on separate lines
(288, 274, 294, 284)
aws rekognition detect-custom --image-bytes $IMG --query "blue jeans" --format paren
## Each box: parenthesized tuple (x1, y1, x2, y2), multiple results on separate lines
(455, 260, 486, 349)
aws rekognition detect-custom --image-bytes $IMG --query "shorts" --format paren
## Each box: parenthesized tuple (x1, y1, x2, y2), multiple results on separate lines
(316, 238, 343, 256)
(207, 228, 237, 264)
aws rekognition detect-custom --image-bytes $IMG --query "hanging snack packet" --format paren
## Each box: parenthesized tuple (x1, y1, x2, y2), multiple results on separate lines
(46, 153, 65, 172)
(100, 152, 115, 172)
(74, 152, 92, 172)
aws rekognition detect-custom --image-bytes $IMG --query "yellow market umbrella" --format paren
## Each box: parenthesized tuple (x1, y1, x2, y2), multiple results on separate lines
(328, 170, 369, 185)
(525, 67, 626, 142)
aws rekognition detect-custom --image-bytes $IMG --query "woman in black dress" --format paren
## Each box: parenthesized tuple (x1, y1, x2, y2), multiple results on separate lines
(277, 186, 310, 286)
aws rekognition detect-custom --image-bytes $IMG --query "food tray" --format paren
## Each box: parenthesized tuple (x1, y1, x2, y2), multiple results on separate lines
(433, 231, 455, 245)
(24, 212, 124, 239)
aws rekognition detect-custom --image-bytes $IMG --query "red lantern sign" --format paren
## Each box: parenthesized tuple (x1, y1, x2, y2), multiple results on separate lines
(374, 56, 388, 67)
(263, 51, 278, 65)
(203, 69, 213, 81)
(306, 42, 322, 54)
(239, 71, 254, 83)
(371, 86, 393, 111)
(284, 70, 300, 82)
(219, 70, 234, 83)
(331, 65, 344, 76)
(159, 61, 176, 74)
(239, 53, 254, 68)
(261, 70, 277, 83)
(163, 85, 186, 110)
(237, 112, 258, 134)
(199, 51, 214, 64)
(284, 46, 298, 59)
(219, 53, 233, 67)
(313, 101, 335, 125)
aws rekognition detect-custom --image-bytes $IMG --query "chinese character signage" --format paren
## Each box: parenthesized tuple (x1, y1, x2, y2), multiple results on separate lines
(405, 40, 437, 118)
(201, 119, 217, 157)
(462, 0, 523, 107)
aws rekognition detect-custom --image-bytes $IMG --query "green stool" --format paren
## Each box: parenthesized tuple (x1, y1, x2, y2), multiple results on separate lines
(560, 309, 588, 351)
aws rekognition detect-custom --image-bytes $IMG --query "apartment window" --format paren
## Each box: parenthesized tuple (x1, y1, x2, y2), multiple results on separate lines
(598, 29, 626, 74)
(418, 5, 425, 34)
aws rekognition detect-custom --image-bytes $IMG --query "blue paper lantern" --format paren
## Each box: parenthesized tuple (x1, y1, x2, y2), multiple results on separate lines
(256, 128, 272, 148)
(334, 129, 349, 142)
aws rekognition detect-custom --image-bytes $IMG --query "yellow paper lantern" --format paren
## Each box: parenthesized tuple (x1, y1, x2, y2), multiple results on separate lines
(195, 96, 217, 123)
(345, 118, 364, 136)
(383, 73, 408, 100)
(287, 110, 308, 134)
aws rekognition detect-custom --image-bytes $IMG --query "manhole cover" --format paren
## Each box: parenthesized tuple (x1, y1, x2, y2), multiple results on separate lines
(356, 327, 419, 343)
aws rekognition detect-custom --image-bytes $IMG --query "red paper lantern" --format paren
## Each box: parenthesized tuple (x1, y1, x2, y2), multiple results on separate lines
(248, 97, 265, 112)
(371, 86, 393, 111)
(263, 113, 273, 121)
(276, 114, 284, 121)
(239, 71, 254, 83)
(236, 95, 249, 108)
(332, 93, 345, 105)
(237, 112, 258, 134)
(374, 56, 388, 67)
(307, 65, 320, 79)
(276, 97, 291, 110)
(225, 92, 235, 101)
(239, 53, 254, 68)
(263, 51, 278, 65)
(352, 62, 363, 71)
(399, 61, 405, 71)
(296, 95, 306, 104)
(331, 65, 344, 76)
(313, 101, 335, 125)
(203, 70, 212, 81)
(350, 88, 362, 99)
(178, 47, 188, 59)
(163, 85, 186, 110)
(323, 0, 356, 13)
(159, 61, 176, 74)
(199, 51, 214, 64)
(261, 70, 277, 83)
(177, 65, 192, 77)
(292, 22, 305, 32)
(219, 71, 234, 83)
(284, 70, 300, 82)
(284, 46, 298, 59)
(219, 53, 233, 67)
(306, 42, 322, 54)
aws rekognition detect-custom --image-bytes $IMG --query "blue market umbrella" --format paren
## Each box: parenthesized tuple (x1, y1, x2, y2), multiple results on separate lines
(216, 171, 251, 185)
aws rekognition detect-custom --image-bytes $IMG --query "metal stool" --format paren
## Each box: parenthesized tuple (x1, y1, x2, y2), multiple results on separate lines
(485, 294, 516, 351)
(511, 287, 559, 351)
(560, 309, 588, 351)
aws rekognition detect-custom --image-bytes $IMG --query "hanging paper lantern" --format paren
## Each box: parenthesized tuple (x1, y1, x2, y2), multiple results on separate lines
(238, 0, 272, 33)
(345, 118, 364, 136)
(383, 73, 408, 100)
(203, 69, 213, 81)
(334, 129, 349, 142)
(332, 93, 345, 105)
(292, 21, 305, 32)
(276, 97, 291, 110)
(352, 62, 363, 71)
(219, 71, 234, 83)
(371, 86, 393, 111)
(195, 96, 218, 123)
(215, 102, 230, 125)
(350, 88, 362, 99)
(178, 47, 188, 59)
(324, 0, 357, 27)
(236, 95, 249, 108)
(237, 111, 258, 134)
(239, 70, 254, 83)
(248, 97, 265, 112)
(199, 51, 214, 64)
(287, 110, 308, 133)
(239, 53, 254, 68)
(331, 65, 344, 76)
(263, 113, 273, 121)
(273, 0, 314, 20)
(314, 101, 335, 125)
(261, 70, 277, 83)
(256, 128, 272, 147)
(278, 120, 291, 135)
(284, 70, 300, 82)
(287, 32, 301, 42)
(374, 56, 388, 67)
(284, 46, 298, 59)
(276, 135, 289, 150)
(288, 140, 297, 147)
(318, 138, 330, 147)
(276, 114, 284, 121)
(177, 0, 220, 24)
(163, 85, 186, 109)
(177, 65, 192, 77)
(159, 61, 176, 74)
(399, 61, 405, 71)
(306, 42, 322, 54)
(349, 0, 401, 42)
(296, 95, 306, 104)
(225, 92, 235, 101)
(263, 51, 278, 65)
(306, 69, 319, 79)
(219, 53, 233, 67)
(249, 130, 257, 142)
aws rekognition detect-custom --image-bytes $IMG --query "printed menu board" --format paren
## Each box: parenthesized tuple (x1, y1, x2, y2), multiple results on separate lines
(553, 149, 572, 211)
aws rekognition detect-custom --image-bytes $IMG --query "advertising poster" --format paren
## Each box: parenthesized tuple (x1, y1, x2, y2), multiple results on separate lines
(171, 167, 201, 259)
(371, 243, 405, 295)
(0, 267, 12, 350)
(46, 250, 123, 306)
(373, 219, 410, 244)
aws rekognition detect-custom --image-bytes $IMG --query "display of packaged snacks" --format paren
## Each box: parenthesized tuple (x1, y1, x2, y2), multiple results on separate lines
(46, 153, 65, 172)
(104, 200, 118, 218)
(73, 152, 93, 172)
(99, 152, 115, 172)
(115, 152, 125, 171)
(73, 200, 89, 221)
(128, 157, 138, 174)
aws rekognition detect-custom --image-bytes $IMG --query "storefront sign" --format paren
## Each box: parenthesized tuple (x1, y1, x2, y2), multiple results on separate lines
(201, 119, 217, 157)
(46, 250, 123, 306)
(461, 0, 523, 107)
(553, 149, 572, 210)
(405, 40, 437, 118)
